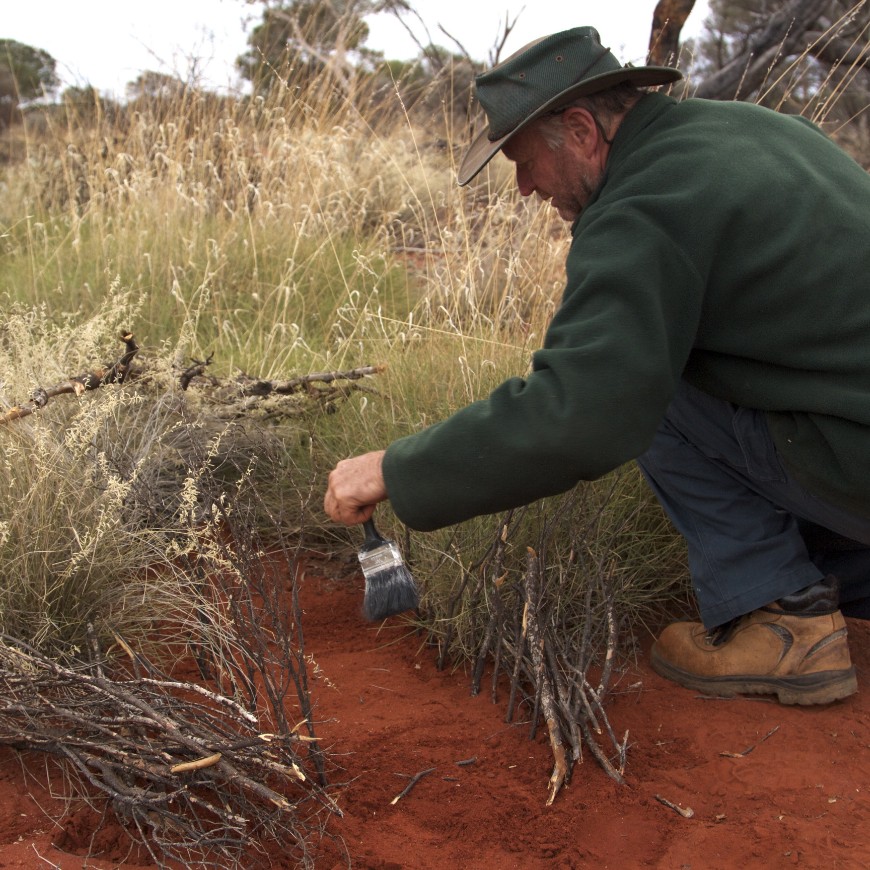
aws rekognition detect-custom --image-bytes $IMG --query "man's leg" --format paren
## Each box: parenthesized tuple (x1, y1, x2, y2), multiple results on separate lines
(799, 521, 870, 619)
(637, 381, 870, 626)
(637, 381, 867, 704)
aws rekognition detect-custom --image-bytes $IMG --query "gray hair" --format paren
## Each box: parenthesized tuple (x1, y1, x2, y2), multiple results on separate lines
(536, 82, 643, 150)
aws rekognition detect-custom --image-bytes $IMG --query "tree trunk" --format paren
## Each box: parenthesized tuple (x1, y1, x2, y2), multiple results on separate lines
(649, 0, 697, 66)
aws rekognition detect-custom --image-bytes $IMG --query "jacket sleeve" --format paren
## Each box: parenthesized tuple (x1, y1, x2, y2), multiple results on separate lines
(383, 202, 706, 531)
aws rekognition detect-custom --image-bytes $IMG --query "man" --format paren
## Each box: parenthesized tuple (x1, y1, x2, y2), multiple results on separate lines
(325, 26, 870, 705)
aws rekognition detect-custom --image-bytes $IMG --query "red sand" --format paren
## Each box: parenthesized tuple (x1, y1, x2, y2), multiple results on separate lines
(1, 566, 868, 869)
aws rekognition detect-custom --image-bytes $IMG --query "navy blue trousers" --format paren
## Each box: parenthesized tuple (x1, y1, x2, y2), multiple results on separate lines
(637, 382, 870, 628)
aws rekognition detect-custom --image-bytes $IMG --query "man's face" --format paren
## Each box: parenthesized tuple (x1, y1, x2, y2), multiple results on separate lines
(502, 121, 600, 222)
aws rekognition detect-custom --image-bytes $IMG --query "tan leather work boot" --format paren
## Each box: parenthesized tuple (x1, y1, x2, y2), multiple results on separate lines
(651, 576, 858, 705)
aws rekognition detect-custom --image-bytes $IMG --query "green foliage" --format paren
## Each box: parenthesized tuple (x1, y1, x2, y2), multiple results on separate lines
(0, 292, 332, 658)
(0, 298, 153, 653)
(237, 0, 380, 94)
(0, 39, 59, 127)
(236, 1, 482, 132)
(59, 85, 106, 124)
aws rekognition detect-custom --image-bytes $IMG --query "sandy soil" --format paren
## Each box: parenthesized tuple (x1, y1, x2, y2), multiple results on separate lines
(0, 564, 868, 869)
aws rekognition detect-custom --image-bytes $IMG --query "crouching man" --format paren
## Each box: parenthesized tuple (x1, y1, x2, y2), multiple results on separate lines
(325, 26, 870, 705)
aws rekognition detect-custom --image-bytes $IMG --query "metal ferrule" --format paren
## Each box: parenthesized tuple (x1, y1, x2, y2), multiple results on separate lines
(359, 543, 404, 577)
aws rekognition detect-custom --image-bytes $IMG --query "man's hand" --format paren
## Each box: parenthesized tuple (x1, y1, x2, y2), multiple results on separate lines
(324, 450, 388, 525)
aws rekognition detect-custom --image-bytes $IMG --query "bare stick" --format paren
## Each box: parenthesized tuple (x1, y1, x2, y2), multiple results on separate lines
(234, 364, 385, 396)
(655, 793, 695, 818)
(390, 767, 436, 805)
(720, 724, 781, 758)
(523, 548, 570, 806)
(576, 714, 626, 787)
(0, 331, 140, 424)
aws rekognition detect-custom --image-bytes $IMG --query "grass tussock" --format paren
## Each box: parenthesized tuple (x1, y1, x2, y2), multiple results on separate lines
(0, 294, 347, 865)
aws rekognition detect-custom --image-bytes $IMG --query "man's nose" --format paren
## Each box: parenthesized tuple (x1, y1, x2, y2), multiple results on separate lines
(516, 168, 535, 197)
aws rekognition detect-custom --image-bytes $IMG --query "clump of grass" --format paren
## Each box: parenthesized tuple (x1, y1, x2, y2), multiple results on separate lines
(0, 288, 352, 863)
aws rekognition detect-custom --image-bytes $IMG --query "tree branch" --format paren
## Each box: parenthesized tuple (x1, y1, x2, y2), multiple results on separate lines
(691, 0, 831, 99)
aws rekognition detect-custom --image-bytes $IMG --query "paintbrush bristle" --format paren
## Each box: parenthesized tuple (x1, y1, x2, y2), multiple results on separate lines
(362, 562, 420, 621)
(358, 530, 420, 621)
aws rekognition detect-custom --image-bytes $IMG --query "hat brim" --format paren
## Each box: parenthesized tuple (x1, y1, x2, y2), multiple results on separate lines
(457, 65, 683, 186)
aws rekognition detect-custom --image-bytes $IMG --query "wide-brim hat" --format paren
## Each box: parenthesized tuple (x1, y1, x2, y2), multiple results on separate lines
(458, 26, 683, 185)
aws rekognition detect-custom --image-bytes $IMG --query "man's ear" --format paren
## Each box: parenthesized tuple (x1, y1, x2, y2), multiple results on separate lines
(562, 107, 603, 158)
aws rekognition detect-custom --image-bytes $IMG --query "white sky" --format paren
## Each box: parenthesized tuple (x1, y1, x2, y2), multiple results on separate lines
(4, 0, 711, 100)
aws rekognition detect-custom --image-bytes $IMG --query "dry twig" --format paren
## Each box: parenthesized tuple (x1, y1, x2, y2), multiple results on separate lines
(720, 725, 781, 758)
(0, 632, 337, 867)
(522, 548, 570, 806)
(390, 767, 436, 805)
(654, 793, 695, 818)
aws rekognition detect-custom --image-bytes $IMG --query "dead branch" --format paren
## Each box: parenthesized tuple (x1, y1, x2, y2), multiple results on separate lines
(179, 352, 215, 391)
(233, 364, 386, 396)
(0, 329, 385, 427)
(0, 634, 335, 866)
(720, 724, 780, 758)
(390, 766, 436, 805)
(440, 478, 649, 794)
(471, 514, 512, 696)
(522, 548, 569, 806)
(654, 793, 695, 818)
(0, 331, 139, 424)
(183, 362, 386, 423)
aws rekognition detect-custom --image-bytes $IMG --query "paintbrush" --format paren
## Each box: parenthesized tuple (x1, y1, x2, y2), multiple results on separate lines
(358, 516, 420, 620)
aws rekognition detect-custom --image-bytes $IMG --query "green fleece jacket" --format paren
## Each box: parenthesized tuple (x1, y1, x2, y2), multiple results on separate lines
(383, 92, 870, 531)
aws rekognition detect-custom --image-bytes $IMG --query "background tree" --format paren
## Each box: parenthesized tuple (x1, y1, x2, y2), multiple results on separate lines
(649, 0, 698, 65)
(646, 0, 869, 162)
(59, 85, 121, 129)
(236, 0, 381, 96)
(126, 71, 188, 102)
(374, 0, 522, 125)
(682, 0, 870, 161)
(0, 39, 59, 128)
(687, 0, 848, 99)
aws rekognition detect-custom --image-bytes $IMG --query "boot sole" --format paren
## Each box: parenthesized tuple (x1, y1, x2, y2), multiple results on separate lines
(650, 647, 858, 706)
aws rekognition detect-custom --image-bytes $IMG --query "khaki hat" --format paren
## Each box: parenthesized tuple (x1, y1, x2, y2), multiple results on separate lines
(458, 26, 682, 185)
